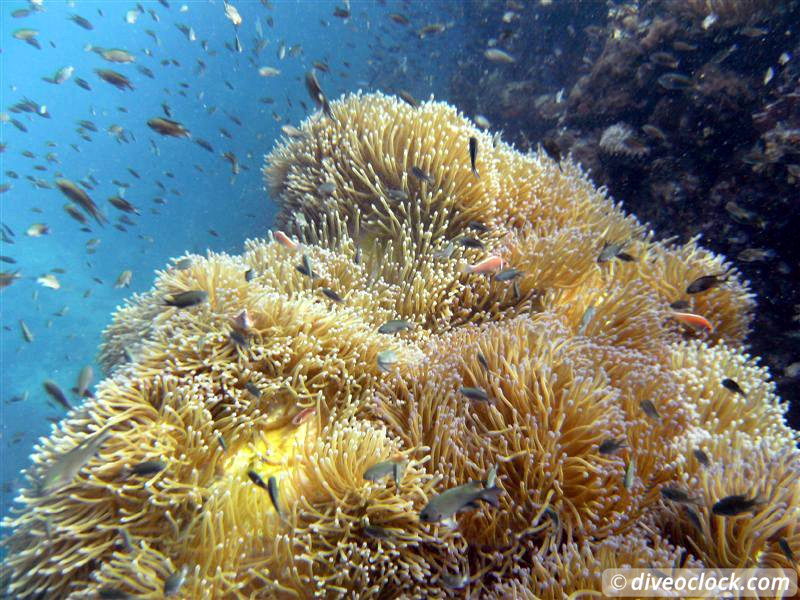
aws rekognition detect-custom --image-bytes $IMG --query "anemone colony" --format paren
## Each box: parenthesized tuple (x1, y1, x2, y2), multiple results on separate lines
(2, 92, 798, 598)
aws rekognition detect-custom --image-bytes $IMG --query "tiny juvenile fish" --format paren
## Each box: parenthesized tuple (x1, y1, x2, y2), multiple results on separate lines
(577, 304, 596, 336)
(126, 460, 166, 477)
(459, 236, 484, 250)
(43, 380, 71, 410)
(364, 524, 394, 540)
(469, 136, 478, 177)
(114, 270, 132, 289)
(597, 241, 627, 263)
(460, 255, 504, 275)
(686, 273, 727, 294)
(684, 505, 703, 532)
(660, 484, 696, 504)
(320, 287, 343, 303)
(267, 475, 283, 517)
(419, 481, 502, 522)
(598, 437, 626, 455)
(711, 494, 762, 516)
(495, 268, 523, 282)
(484, 48, 515, 63)
(476, 351, 490, 372)
(778, 538, 795, 564)
(40, 425, 112, 493)
(639, 399, 660, 421)
(624, 457, 636, 490)
(363, 458, 405, 483)
(411, 166, 433, 183)
(693, 448, 710, 467)
(669, 300, 690, 311)
(460, 386, 490, 402)
(164, 565, 189, 596)
(378, 319, 413, 334)
(165, 290, 208, 308)
(670, 311, 713, 333)
(721, 378, 746, 396)
(377, 350, 397, 373)
(248, 469, 268, 490)
(19, 319, 34, 343)
(73, 365, 94, 398)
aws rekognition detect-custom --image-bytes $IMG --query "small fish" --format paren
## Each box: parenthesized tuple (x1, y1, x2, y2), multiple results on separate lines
(295, 254, 316, 279)
(711, 494, 762, 516)
(432, 242, 455, 260)
(114, 270, 132, 289)
(26, 223, 49, 237)
(476, 351, 490, 372)
(378, 320, 413, 334)
(258, 66, 281, 77)
(267, 475, 282, 517)
(248, 469, 268, 489)
(419, 481, 502, 523)
(364, 459, 405, 483)
(657, 72, 694, 90)
(43, 380, 71, 410)
(684, 505, 703, 532)
(459, 237, 484, 250)
(484, 464, 497, 488)
(165, 290, 208, 308)
(386, 188, 409, 202)
(95, 69, 134, 91)
(441, 572, 469, 590)
(147, 118, 191, 138)
(597, 240, 627, 263)
(693, 448, 710, 467)
(737, 248, 775, 263)
(291, 406, 315, 426)
(39, 425, 112, 493)
(660, 484, 697, 504)
(126, 460, 166, 477)
(468, 136, 478, 177)
(721, 378, 746, 396)
(398, 90, 418, 107)
(363, 524, 393, 540)
(778, 538, 795, 564)
(73, 365, 93, 398)
(495, 268, 522, 282)
(164, 565, 188, 596)
(639, 399, 660, 421)
(474, 115, 491, 129)
(598, 438, 626, 455)
(174, 257, 193, 270)
(305, 69, 332, 117)
(577, 304, 596, 336)
(229, 330, 249, 348)
(670, 311, 713, 333)
(97, 587, 133, 600)
(244, 269, 255, 282)
(317, 181, 336, 195)
(19, 320, 34, 343)
(460, 255, 504, 275)
(68, 13, 93, 29)
(460, 386, 490, 402)
(686, 273, 727, 294)
(377, 350, 397, 373)
(319, 288, 343, 303)
(245, 382, 261, 398)
(411, 166, 433, 183)
(37, 273, 61, 289)
(484, 48, 515, 63)
(624, 457, 636, 490)
(669, 300, 690, 311)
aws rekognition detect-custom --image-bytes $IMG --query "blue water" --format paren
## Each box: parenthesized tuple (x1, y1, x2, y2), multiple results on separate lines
(0, 0, 458, 521)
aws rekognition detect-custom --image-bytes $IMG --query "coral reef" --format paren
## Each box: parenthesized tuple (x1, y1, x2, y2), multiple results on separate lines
(447, 0, 800, 427)
(2, 93, 796, 598)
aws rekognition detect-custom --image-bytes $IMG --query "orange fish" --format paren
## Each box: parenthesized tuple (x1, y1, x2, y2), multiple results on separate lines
(670, 311, 713, 333)
(460, 255, 504, 275)
(274, 230, 299, 251)
(292, 406, 315, 426)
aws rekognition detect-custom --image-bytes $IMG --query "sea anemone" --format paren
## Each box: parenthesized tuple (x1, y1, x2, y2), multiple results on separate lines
(3, 92, 796, 598)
